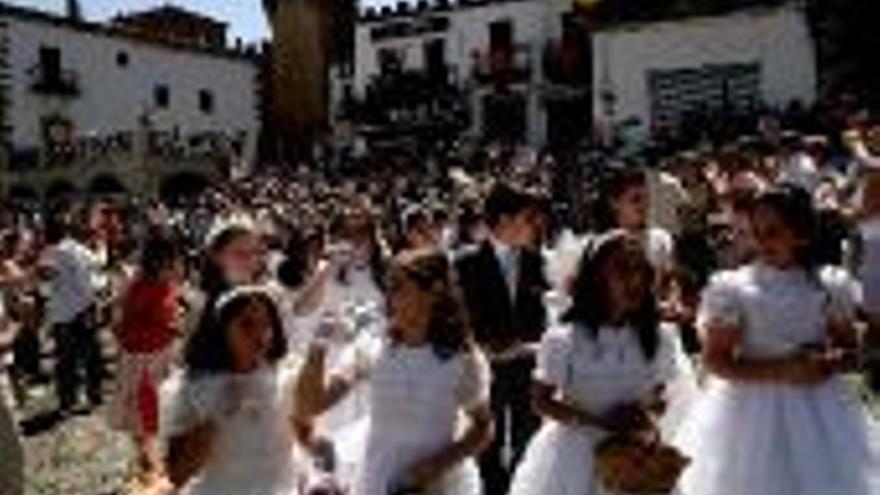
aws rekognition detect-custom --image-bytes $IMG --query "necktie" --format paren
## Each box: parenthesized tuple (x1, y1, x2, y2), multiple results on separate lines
(502, 249, 519, 302)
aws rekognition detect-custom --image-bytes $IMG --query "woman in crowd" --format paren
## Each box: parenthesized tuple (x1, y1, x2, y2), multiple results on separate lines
(109, 235, 184, 486)
(597, 167, 676, 274)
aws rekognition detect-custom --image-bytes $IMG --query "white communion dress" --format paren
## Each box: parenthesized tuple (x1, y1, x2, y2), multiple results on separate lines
(675, 263, 880, 495)
(340, 343, 491, 495)
(161, 360, 305, 495)
(508, 322, 690, 495)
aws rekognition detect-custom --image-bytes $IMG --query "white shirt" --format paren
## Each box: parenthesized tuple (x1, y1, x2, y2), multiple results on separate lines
(778, 152, 820, 193)
(640, 227, 675, 273)
(648, 170, 691, 236)
(490, 237, 519, 301)
(41, 238, 98, 325)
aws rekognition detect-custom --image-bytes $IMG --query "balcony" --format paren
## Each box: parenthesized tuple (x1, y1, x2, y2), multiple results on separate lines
(472, 44, 532, 86)
(29, 65, 80, 98)
(542, 39, 592, 87)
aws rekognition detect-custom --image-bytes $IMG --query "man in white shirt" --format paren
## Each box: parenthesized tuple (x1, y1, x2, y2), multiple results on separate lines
(777, 133, 821, 194)
(648, 164, 692, 237)
(39, 215, 103, 413)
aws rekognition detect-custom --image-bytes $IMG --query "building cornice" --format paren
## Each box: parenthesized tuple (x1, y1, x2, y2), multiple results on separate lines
(0, 1, 260, 64)
(359, 0, 536, 24)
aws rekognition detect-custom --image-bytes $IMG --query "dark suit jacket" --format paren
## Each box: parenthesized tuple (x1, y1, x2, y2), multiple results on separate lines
(455, 241, 548, 353)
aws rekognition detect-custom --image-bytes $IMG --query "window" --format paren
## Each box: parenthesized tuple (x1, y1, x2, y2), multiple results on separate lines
(155, 84, 170, 108)
(377, 47, 404, 75)
(199, 89, 215, 114)
(39, 46, 62, 80)
(424, 38, 446, 72)
(648, 63, 761, 132)
(489, 20, 513, 50)
(116, 51, 130, 67)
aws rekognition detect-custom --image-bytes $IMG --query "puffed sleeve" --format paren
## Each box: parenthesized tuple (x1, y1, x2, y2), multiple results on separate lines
(456, 349, 492, 410)
(821, 266, 862, 325)
(533, 326, 573, 389)
(160, 371, 224, 438)
(696, 271, 744, 331)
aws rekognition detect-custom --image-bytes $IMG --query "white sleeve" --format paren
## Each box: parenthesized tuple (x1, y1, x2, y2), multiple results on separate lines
(160, 372, 223, 438)
(655, 324, 701, 438)
(455, 349, 492, 410)
(647, 228, 675, 272)
(821, 267, 861, 325)
(697, 271, 744, 331)
(533, 326, 572, 389)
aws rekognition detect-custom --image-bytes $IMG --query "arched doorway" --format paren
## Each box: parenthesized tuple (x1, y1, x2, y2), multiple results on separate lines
(45, 180, 78, 203)
(160, 172, 210, 206)
(88, 174, 128, 199)
(7, 184, 40, 206)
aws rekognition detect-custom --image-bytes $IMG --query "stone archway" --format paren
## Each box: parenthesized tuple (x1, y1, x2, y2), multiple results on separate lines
(159, 172, 210, 206)
(8, 183, 39, 202)
(45, 179, 78, 202)
(88, 174, 128, 198)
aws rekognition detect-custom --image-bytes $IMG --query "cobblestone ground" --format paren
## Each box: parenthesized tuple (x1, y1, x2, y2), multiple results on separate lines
(15, 374, 880, 495)
(19, 385, 135, 495)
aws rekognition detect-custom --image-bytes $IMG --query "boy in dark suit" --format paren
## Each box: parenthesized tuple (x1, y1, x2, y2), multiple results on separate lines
(455, 183, 548, 494)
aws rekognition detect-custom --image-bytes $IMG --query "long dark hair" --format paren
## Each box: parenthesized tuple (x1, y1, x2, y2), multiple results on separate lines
(752, 185, 819, 273)
(139, 234, 181, 283)
(390, 250, 474, 360)
(562, 230, 660, 360)
(183, 287, 288, 375)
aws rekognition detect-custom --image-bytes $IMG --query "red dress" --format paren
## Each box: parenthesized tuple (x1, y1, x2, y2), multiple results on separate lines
(117, 278, 179, 354)
(110, 277, 180, 436)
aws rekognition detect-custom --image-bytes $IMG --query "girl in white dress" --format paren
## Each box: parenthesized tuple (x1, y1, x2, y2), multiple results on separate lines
(162, 287, 304, 495)
(296, 250, 494, 495)
(508, 230, 688, 495)
(676, 186, 880, 495)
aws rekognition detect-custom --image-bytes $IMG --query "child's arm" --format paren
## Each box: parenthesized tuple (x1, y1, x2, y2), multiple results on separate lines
(293, 342, 358, 421)
(532, 380, 610, 431)
(165, 421, 216, 489)
(401, 402, 495, 492)
(702, 324, 829, 385)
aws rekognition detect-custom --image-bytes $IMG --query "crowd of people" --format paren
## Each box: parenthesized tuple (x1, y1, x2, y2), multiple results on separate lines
(0, 101, 879, 495)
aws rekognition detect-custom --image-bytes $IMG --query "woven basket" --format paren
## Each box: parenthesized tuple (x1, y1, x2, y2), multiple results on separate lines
(595, 435, 690, 494)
